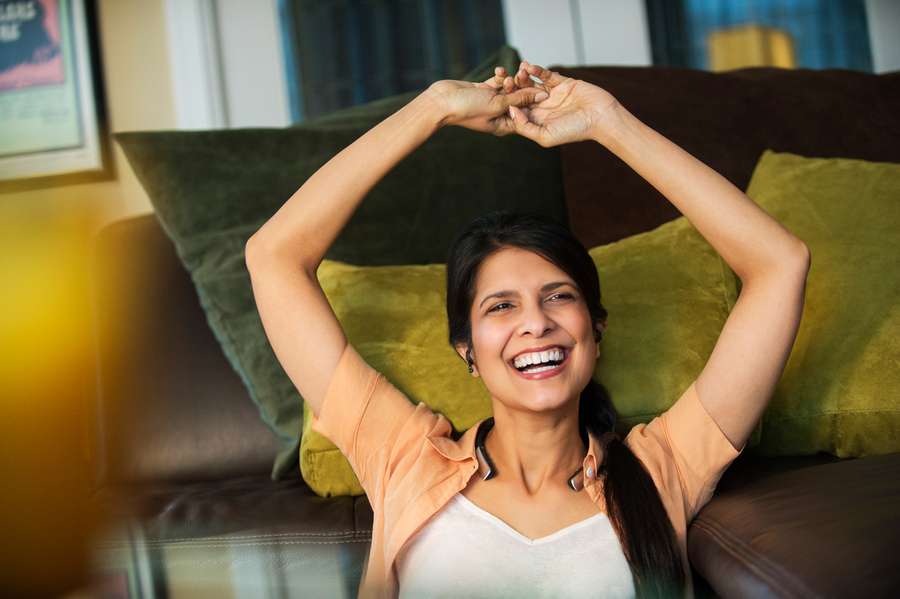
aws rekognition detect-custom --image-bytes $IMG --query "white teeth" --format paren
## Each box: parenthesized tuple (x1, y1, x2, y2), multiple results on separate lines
(513, 348, 566, 370)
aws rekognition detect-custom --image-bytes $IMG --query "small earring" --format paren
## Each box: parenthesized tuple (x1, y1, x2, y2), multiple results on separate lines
(466, 349, 474, 374)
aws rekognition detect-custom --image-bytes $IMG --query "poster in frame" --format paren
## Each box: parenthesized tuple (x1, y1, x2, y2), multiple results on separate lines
(0, 0, 113, 192)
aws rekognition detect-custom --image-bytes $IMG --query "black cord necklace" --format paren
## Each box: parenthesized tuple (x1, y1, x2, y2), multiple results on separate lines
(474, 417, 585, 491)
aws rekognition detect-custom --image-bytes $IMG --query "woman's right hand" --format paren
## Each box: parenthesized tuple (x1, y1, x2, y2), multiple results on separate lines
(424, 78, 548, 136)
(505, 63, 622, 147)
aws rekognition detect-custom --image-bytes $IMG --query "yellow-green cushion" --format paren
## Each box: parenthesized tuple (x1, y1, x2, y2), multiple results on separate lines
(745, 151, 900, 457)
(589, 217, 739, 431)
(301, 261, 493, 496)
(301, 216, 741, 497)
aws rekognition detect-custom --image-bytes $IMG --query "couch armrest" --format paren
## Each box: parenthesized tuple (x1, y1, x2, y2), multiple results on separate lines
(688, 452, 900, 598)
(89, 215, 276, 485)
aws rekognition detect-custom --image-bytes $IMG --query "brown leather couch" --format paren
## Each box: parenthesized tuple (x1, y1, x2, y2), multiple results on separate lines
(89, 65, 900, 598)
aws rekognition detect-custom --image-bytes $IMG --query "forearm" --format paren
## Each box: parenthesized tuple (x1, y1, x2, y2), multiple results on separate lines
(595, 105, 808, 283)
(247, 92, 444, 272)
(593, 106, 809, 447)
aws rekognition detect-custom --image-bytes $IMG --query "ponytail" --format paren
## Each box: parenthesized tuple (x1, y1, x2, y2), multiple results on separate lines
(580, 381, 684, 598)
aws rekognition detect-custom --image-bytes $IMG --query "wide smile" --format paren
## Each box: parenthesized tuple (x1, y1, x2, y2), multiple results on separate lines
(509, 346, 570, 380)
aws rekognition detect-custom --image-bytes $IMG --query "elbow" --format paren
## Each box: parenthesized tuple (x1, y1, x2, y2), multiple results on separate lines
(788, 237, 811, 280)
(245, 230, 319, 280)
(245, 230, 285, 278)
(245, 232, 266, 276)
(739, 235, 810, 288)
(773, 236, 811, 293)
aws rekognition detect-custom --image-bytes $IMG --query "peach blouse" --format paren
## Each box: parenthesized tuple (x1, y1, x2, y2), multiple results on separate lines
(311, 344, 740, 598)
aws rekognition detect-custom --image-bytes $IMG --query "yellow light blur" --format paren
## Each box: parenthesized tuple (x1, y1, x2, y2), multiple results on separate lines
(0, 197, 99, 596)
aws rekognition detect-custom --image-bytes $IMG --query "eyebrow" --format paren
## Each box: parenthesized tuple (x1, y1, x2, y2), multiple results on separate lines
(477, 281, 574, 309)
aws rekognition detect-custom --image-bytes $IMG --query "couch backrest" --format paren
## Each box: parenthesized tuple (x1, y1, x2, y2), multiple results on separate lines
(558, 66, 900, 248)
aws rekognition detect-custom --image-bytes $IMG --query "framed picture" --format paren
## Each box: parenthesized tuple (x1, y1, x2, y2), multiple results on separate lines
(0, 0, 112, 192)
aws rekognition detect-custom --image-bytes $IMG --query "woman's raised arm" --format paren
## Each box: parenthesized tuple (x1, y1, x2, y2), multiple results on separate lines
(508, 64, 810, 450)
(246, 80, 546, 417)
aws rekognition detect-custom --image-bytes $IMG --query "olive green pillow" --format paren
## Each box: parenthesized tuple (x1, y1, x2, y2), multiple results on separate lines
(588, 217, 739, 432)
(302, 216, 741, 497)
(301, 261, 493, 496)
(745, 151, 900, 457)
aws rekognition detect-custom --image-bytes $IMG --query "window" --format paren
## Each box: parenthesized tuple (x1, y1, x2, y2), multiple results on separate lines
(646, 0, 873, 71)
(279, 0, 506, 122)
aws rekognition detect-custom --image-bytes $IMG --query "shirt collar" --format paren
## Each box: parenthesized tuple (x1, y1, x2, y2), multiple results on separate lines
(425, 417, 482, 463)
(429, 419, 608, 499)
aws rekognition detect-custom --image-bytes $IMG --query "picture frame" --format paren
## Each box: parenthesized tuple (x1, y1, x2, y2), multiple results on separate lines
(0, 0, 113, 192)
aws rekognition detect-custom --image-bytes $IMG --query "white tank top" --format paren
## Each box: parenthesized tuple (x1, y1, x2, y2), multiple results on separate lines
(397, 493, 636, 599)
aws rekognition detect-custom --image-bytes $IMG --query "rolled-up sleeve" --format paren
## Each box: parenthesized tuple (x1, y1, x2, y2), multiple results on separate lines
(310, 344, 418, 488)
(627, 383, 741, 522)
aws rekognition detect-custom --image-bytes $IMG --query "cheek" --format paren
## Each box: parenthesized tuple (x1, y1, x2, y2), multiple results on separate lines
(469, 317, 510, 362)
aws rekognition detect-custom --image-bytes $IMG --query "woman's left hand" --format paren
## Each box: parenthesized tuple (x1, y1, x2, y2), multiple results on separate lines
(503, 63, 621, 147)
(425, 79, 547, 136)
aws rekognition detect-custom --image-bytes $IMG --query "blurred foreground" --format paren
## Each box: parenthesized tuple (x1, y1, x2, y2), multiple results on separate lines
(1, 199, 99, 597)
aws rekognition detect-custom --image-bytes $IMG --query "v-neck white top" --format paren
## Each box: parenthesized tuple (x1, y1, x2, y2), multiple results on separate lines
(396, 493, 636, 598)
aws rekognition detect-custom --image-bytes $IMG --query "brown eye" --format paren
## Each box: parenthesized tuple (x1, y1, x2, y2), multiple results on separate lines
(548, 293, 574, 302)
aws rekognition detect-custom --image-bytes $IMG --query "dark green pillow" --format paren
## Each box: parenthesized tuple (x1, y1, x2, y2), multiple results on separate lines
(116, 45, 568, 479)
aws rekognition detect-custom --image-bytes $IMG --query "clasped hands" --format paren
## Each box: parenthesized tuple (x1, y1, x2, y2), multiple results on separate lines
(428, 61, 620, 147)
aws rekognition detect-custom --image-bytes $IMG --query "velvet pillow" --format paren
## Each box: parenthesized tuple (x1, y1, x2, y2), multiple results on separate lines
(301, 216, 741, 497)
(744, 151, 900, 457)
(115, 46, 568, 480)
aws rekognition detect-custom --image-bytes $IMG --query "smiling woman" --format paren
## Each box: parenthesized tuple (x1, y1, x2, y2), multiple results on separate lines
(442, 212, 682, 597)
(448, 222, 602, 414)
(246, 62, 809, 598)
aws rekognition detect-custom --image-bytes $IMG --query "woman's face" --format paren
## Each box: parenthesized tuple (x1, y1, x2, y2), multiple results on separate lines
(466, 247, 600, 415)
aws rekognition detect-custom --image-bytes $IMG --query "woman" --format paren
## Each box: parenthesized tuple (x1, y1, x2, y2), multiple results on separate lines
(246, 63, 810, 598)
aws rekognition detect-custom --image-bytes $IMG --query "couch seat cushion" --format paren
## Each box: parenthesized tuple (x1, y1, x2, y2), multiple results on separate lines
(92, 475, 373, 597)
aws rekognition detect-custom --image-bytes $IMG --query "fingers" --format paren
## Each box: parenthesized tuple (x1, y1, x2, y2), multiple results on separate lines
(504, 87, 548, 108)
(503, 75, 516, 94)
(483, 66, 525, 97)
(492, 114, 516, 137)
(483, 62, 560, 96)
(514, 63, 532, 90)
(484, 66, 510, 91)
(508, 105, 541, 142)
(524, 64, 568, 88)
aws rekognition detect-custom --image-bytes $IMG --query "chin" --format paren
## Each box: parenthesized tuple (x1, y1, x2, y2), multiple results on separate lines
(509, 384, 581, 415)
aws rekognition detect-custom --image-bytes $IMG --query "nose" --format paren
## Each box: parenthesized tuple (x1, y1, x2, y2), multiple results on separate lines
(517, 300, 555, 337)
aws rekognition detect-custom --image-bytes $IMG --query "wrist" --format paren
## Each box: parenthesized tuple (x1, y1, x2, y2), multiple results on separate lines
(419, 85, 456, 130)
(590, 102, 640, 151)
